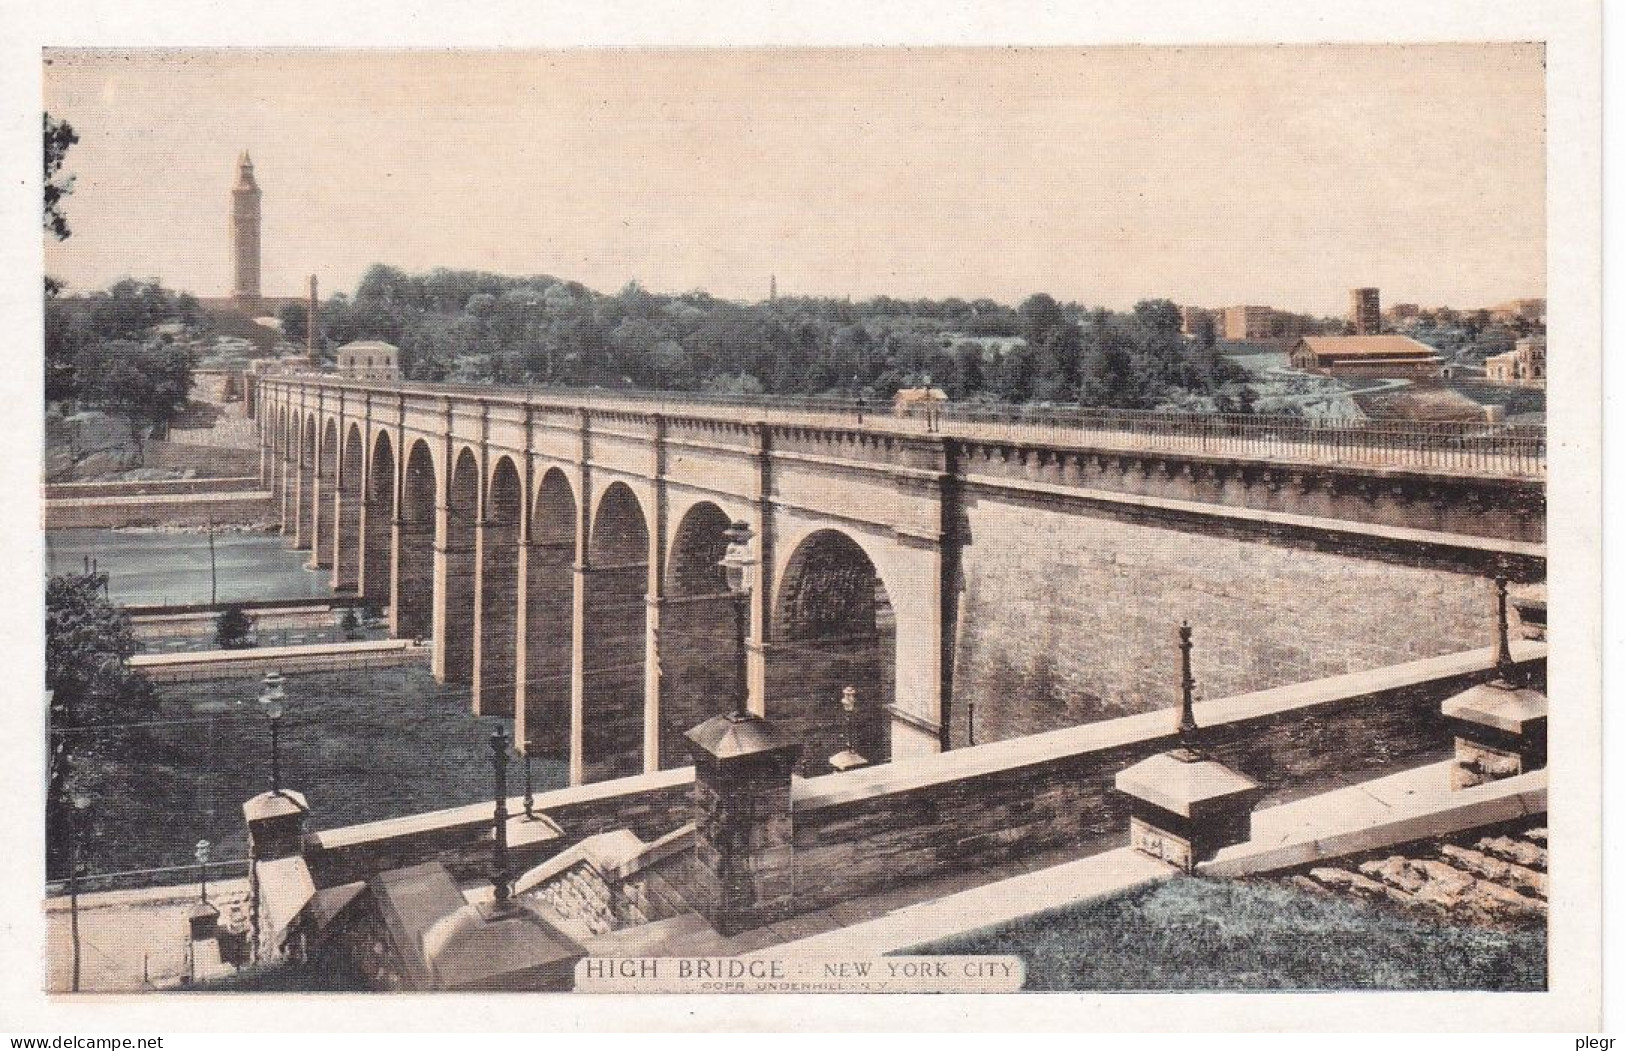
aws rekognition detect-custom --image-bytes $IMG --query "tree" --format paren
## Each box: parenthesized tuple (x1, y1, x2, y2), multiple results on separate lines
(44, 112, 78, 243)
(1017, 293, 1065, 345)
(74, 340, 195, 460)
(47, 572, 157, 878)
(277, 301, 310, 345)
(215, 605, 254, 650)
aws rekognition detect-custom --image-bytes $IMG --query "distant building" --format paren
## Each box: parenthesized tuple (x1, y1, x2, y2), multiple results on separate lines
(1483, 337, 1546, 386)
(1223, 305, 1275, 341)
(1349, 288, 1381, 335)
(1386, 303, 1421, 322)
(1180, 305, 1215, 337)
(336, 340, 402, 381)
(1489, 298, 1546, 322)
(1289, 335, 1442, 377)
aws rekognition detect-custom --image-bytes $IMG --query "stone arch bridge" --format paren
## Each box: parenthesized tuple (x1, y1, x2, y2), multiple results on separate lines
(255, 378, 1544, 785)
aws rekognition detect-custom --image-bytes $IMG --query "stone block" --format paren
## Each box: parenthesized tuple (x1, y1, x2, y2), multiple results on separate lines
(1442, 679, 1547, 789)
(243, 789, 310, 860)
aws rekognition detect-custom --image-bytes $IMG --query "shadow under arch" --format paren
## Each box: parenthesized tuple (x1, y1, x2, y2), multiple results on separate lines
(520, 467, 577, 761)
(441, 446, 481, 689)
(657, 501, 737, 768)
(475, 454, 523, 716)
(362, 430, 395, 611)
(582, 480, 648, 781)
(395, 438, 437, 639)
(768, 528, 896, 776)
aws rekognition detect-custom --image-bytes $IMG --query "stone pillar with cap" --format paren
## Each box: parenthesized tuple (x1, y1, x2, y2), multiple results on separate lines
(1113, 623, 1262, 872)
(685, 711, 801, 936)
(1441, 577, 1548, 789)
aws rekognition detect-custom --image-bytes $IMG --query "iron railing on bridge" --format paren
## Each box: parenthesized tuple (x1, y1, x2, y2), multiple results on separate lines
(263, 376, 1547, 478)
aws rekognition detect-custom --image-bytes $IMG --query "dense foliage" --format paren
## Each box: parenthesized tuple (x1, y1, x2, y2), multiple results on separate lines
(46, 280, 201, 416)
(317, 265, 1251, 410)
(46, 572, 158, 878)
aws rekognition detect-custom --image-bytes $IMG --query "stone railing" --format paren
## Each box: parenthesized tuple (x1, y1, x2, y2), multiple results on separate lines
(261, 376, 1547, 479)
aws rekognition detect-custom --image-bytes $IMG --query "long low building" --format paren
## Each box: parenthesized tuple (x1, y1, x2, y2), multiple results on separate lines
(1289, 335, 1444, 377)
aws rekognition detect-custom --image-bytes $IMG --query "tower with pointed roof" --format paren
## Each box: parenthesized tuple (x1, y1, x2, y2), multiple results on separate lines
(231, 151, 262, 308)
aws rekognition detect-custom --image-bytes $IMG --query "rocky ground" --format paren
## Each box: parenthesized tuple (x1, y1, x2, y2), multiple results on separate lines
(1281, 819, 1547, 930)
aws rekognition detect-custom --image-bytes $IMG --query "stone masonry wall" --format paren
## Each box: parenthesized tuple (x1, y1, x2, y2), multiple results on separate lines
(790, 652, 1542, 915)
(301, 772, 694, 889)
(951, 499, 1495, 746)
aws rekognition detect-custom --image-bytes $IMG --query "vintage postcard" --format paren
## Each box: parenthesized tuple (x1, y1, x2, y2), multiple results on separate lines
(0, 0, 1605, 1035)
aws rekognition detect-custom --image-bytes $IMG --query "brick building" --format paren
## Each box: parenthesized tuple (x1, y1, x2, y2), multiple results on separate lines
(1350, 288, 1382, 335)
(1484, 337, 1546, 386)
(1289, 335, 1442, 377)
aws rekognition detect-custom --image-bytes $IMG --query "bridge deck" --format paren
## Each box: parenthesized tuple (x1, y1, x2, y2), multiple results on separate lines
(269, 377, 1545, 480)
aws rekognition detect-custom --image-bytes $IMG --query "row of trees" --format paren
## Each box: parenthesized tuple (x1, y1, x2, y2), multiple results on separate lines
(311, 265, 1251, 410)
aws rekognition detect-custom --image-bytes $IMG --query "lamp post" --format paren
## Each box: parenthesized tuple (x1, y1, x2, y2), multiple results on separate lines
(258, 671, 287, 795)
(195, 839, 212, 905)
(717, 521, 756, 721)
(66, 792, 90, 993)
(1173, 622, 1203, 761)
(840, 685, 858, 753)
(490, 724, 512, 905)
(1493, 576, 1518, 683)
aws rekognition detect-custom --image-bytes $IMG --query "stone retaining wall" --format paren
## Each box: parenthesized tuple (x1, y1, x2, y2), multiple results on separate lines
(788, 645, 1544, 915)
(301, 768, 695, 889)
(45, 491, 275, 529)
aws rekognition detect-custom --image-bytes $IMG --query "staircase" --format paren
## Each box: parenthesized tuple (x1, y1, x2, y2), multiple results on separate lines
(1289, 824, 1547, 927)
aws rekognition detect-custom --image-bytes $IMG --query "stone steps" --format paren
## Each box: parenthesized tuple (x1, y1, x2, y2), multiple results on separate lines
(1477, 834, 1546, 871)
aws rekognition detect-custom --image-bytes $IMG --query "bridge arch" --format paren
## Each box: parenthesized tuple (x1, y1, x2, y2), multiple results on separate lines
(768, 527, 896, 775)
(294, 414, 317, 550)
(362, 429, 395, 611)
(310, 417, 339, 569)
(475, 454, 523, 716)
(519, 467, 577, 763)
(440, 446, 482, 688)
(334, 422, 365, 591)
(656, 500, 738, 766)
(395, 437, 437, 638)
(582, 480, 649, 780)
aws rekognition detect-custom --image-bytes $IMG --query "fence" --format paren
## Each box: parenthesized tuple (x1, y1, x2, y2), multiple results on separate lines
(46, 857, 251, 898)
(262, 377, 1547, 478)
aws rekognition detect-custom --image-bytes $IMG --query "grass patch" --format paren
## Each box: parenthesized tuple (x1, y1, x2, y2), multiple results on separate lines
(67, 664, 567, 876)
(915, 876, 1545, 991)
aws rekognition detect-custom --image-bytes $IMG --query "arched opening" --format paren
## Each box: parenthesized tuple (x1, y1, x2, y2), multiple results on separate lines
(310, 418, 339, 569)
(769, 529, 896, 776)
(583, 482, 648, 781)
(657, 501, 736, 768)
(363, 431, 395, 613)
(295, 415, 316, 550)
(396, 439, 437, 638)
(521, 468, 576, 762)
(441, 447, 481, 688)
(334, 424, 365, 592)
(475, 456, 522, 717)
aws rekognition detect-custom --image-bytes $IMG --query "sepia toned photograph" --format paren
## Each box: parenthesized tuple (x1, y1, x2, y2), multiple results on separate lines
(9, 4, 1605, 1032)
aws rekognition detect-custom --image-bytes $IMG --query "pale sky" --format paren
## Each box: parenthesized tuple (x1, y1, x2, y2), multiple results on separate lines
(41, 45, 1545, 314)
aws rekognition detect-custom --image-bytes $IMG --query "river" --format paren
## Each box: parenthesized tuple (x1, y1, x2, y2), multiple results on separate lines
(46, 528, 334, 606)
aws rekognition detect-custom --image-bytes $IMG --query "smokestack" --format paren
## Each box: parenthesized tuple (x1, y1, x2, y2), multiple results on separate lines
(306, 275, 318, 355)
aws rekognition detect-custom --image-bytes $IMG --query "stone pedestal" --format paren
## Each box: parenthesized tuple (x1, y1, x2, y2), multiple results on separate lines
(828, 748, 870, 774)
(1442, 680, 1547, 790)
(188, 900, 221, 940)
(685, 712, 801, 936)
(1114, 751, 1262, 873)
(243, 790, 310, 861)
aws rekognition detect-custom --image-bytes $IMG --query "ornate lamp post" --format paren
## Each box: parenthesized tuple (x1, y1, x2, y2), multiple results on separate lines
(717, 521, 756, 721)
(195, 839, 212, 904)
(1492, 576, 1519, 683)
(520, 732, 536, 821)
(257, 671, 287, 795)
(829, 684, 870, 773)
(490, 723, 513, 906)
(66, 792, 90, 993)
(1172, 622, 1203, 762)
